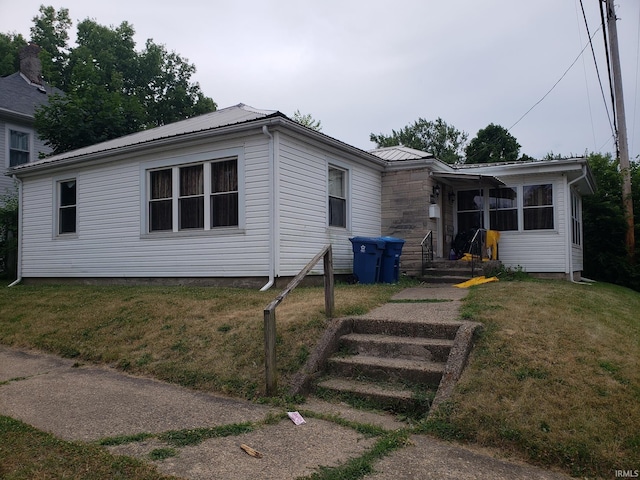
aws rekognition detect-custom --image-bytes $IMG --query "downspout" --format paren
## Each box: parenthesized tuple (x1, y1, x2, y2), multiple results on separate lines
(260, 125, 275, 291)
(8, 175, 22, 287)
(566, 166, 588, 283)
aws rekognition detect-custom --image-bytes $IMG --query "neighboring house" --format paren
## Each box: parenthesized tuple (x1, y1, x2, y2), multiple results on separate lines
(7, 104, 594, 285)
(0, 44, 60, 200)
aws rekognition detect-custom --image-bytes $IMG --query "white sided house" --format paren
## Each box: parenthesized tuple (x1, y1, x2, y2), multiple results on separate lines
(9, 104, 384, 287)
(8, 104, 595, 286)
(378, 146, 595, 280)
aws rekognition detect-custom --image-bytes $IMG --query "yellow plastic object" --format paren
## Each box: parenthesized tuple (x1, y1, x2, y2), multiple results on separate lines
(486, 230, 501, 260)
(453, 276, 499, 288)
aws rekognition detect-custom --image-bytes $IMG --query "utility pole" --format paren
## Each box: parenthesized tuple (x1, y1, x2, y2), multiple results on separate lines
(605, 0, 635, 261)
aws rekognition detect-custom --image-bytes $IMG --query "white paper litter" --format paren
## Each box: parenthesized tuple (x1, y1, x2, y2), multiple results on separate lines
(287, 411, 306, 425)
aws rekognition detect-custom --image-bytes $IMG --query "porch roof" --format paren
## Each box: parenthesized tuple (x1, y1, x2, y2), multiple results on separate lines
(430, 171, 504, 188)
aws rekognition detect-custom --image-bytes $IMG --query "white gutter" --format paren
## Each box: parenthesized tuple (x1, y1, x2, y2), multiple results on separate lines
(566, 165, 588, 283)
(8, 175, 23, 287)
(260, 126, 275, 291)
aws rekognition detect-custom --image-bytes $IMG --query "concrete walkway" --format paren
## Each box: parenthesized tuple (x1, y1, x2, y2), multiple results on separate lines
(0, 285, 571, 480)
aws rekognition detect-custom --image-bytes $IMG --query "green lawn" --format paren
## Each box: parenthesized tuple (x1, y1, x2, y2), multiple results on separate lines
(1, 278, 639, 479)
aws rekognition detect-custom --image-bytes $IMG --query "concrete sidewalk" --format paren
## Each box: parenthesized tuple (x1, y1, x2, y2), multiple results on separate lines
(0, 285, 572, 480)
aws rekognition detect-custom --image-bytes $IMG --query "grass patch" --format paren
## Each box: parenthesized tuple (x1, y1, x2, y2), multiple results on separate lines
(299, 429, 410, 480)
(0, 415, 176, 479)
(148, 448, 178, 461)
(0, 283, 402, 399)
(425, 280, 640, 478)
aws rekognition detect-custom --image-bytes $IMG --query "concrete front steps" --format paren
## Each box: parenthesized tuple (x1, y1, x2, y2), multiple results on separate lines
(314, 317, 462, 414)
(421, 259, 496, 284)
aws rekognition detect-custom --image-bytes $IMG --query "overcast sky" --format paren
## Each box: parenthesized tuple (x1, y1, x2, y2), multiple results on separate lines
(1, 0, 639, 160)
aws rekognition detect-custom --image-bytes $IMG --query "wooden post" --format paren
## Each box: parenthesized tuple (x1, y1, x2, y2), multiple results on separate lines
(262, 244, 333, 396)
(605, 0, 635, 261)
(263, 308, 277, 396)
(324, 245, 334, 318)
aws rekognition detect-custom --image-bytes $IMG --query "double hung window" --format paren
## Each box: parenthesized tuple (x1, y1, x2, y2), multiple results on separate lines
(489, 187, 518, 231)
(523, 184, 554, 230)
(58, 179, 77, 235)
(328, 166, 347, 228)
(9, 129, 30, 167)
(148, 158, 238, 233)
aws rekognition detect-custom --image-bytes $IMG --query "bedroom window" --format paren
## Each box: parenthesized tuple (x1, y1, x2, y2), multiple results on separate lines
(58, 179, 77, 234)
(9, 128, 30, 167)
(211, 159, 238, 227)
(489, 187, 518, 231)
(147, 158, 238, 233)
(179, 164, 204, 230)
(523, 184, 554, 230)
(328, 166, 346, 228)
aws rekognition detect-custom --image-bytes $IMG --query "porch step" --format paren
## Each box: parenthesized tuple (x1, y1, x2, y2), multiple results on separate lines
(316, 377, 433, 412)
(340, 333, 453, 362)
(327, 355, 444, 386)
(351, 318, 462, 339)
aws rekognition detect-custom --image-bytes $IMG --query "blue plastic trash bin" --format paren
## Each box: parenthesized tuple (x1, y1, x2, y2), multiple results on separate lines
(349, 237, 386, 284)
(379, 236, 405, 283)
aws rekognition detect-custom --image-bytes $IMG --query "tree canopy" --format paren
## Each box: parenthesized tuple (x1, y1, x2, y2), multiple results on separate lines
(3, 5, 217, 154)
(464, 123, 521, 164)
(583, 152, 640, 291)
(370, 117, 468, 164)
(292, 109, 322, 131)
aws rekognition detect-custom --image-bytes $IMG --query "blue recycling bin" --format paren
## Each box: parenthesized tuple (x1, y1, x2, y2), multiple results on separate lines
(379, 236, 405, 283)
(349, 237, 386, 284)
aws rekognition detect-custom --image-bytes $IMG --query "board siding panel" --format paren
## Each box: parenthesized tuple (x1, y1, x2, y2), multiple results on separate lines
(21, 136, 272, 278)
(496, 175, 568, 273)
(277, 134, 381, 276)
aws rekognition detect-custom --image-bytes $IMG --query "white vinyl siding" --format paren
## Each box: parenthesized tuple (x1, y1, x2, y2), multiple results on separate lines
(20, 136, 271, 278)
(489, 176, 566, 273)
(277, 133, 381, 276)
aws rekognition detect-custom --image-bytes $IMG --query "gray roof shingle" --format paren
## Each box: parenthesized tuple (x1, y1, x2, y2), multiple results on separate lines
(0, 72, 61, 117)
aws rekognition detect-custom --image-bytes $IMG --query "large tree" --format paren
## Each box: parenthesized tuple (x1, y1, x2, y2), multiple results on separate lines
(29, 5, 71, 88)
(370, 117, 468, 164)
(0, 6, 217, 154)
(465, 123, 520, 164)
(582, 153, 640, 291)
(0, 32, 27, 77)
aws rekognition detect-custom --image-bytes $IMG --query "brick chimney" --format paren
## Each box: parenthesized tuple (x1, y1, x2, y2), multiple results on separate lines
(19, 43, 43, 85)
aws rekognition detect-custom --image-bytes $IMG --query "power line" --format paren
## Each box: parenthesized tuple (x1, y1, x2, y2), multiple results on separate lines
(508, 25, 603, 132)
(578, 0, 616, 143)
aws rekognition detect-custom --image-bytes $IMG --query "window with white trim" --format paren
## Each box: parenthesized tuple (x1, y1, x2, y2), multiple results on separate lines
(58, 179, 77, 234)
(148, 158, 238, 233)
(328, 166, 346, 228)
(9, 128, 31, 166)
(571, 191, 581, 245)
(489, 187, 518, 231)
(523, 184, 554, 230)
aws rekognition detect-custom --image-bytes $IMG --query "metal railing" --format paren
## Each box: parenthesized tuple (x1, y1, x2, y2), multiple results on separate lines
(468, 228, 487, 277)
(263, 244, 334, 396)
(421, 231, 433, 276)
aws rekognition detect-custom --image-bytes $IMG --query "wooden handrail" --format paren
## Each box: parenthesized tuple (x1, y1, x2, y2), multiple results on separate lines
(263, 244, 334, 395)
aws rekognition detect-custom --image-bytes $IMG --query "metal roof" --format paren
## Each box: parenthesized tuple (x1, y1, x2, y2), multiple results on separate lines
(19, 103, 280, 167)
(369, 145, 434, 161)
